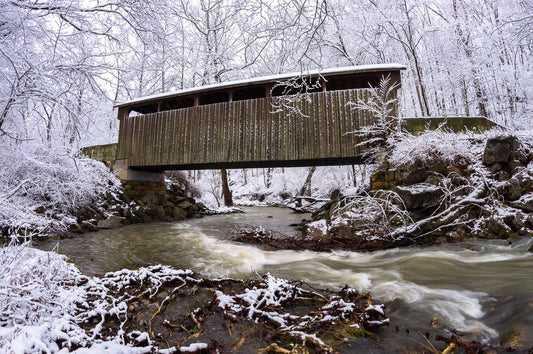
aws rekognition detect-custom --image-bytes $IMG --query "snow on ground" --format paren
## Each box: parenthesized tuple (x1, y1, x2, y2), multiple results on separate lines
(0, 242, 205, 353)
(178, 342, 208, 352)
(0, 242, 159, 353)
(306, 219, 329, 234)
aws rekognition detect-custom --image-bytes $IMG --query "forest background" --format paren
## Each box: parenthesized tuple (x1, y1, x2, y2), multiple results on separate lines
(1, 0, 531, 146)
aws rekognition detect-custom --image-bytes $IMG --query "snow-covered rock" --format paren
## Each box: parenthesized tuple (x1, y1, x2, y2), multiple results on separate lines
(394, 183, 444, 210)
(483, 135, 520, 166)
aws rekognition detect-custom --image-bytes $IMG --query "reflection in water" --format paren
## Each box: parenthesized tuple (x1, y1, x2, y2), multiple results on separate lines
(36, 207, 533, 347)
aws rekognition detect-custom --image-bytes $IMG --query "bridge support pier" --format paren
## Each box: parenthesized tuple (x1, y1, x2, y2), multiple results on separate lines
(114, 159, 166, 199)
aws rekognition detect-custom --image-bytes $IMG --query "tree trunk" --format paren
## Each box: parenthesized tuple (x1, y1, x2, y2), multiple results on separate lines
(221, 169, 233, 207)
(299, 166, 317, 196)
(351, 165, 357, 187)
(242, 169, 248, 185)
(264, 168, 272, 188)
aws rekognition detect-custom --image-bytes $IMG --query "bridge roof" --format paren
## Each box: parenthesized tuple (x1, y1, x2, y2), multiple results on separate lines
(115, 63, 406, 110)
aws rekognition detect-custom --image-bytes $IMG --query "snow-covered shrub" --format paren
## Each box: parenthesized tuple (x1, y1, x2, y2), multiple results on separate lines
(388, 130, 477, 167)
(0, 243, 176, 353)
(347, 74, 402, 152)
(330, 190, 412, 238)
(326, 131, 482, 240)
(0, 142, 121, 236)
(323, 130, 533, 242)
(0, 243, 88, 352)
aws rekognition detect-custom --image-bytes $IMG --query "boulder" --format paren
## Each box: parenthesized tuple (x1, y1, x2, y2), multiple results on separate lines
(172, 207, 187, 220)
(141, 193, 161, 205)
(426, 159, 448, 175)
(483, 135, 519, 166)
(145, 205, 166, 219)
(68, 223, 83, 233)
(80, 221, 98, 231)
(177, 199, 193, 209)
(502, 212, 526, 231)
(497, 178, 523, 201)
(97, 216, 125, 229)
(397, 163, 427, 185)
(396, 156, 449, 185)
(526, 214, 533, 228)
(485, 217, 512, 238)
(490, 162, 505, 173)
(393, 183, 444, 210)
(513, 196, 533, 212)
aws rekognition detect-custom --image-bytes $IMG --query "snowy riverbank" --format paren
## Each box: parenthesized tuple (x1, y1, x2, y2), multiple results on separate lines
(0, 242, 390, 353)
(0, 144, 207, 240)
(228, 131, 533, 251)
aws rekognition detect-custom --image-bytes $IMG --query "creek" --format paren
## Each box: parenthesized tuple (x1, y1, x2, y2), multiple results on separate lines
(37, 206, 533, 349)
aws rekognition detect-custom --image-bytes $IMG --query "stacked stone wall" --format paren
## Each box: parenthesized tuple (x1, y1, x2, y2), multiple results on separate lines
(122, 180, 166, 199)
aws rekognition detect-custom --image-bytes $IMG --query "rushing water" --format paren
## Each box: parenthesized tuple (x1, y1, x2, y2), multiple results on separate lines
(37, 207, 533, 348)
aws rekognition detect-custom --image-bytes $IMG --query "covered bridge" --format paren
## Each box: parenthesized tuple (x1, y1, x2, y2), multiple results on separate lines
(114, 64, 406, 173)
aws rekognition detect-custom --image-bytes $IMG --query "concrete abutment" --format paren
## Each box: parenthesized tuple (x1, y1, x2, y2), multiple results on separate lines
(114, 159, 166, 199)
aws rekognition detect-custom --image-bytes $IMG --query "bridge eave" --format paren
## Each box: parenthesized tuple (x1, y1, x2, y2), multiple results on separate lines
(128, 157, 370, 172)
(114, 64, 406, 110)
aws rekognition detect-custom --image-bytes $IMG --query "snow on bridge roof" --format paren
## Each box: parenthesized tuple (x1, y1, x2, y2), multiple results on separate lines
(115, 63, 406, 109)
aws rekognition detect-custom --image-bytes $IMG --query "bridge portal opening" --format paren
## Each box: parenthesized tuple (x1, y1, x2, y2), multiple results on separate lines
(163, 97, 195, 110)
(199, 91, 230, 105)
(233, 87, 267, 101)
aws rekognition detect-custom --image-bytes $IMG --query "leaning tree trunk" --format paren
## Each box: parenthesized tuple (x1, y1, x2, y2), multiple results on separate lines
(299, 166, 317, 196)
(220, 169, 233, 207)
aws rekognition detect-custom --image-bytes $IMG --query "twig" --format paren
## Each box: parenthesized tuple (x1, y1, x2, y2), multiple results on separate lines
(148, 282, 186, 337)
(405, 330, 440, 353)
(0, 179, 32, 201)
(233, 336, 246, 352)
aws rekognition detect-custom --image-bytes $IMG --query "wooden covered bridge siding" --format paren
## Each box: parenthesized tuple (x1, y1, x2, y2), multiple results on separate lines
(116, 88, 375, 170)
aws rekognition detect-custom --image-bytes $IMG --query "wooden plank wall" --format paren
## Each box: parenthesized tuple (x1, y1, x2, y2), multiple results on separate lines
(117, 88, 375, 168)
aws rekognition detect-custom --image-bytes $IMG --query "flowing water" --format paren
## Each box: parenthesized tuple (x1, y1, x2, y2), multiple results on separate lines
(37, 207, 533, 349)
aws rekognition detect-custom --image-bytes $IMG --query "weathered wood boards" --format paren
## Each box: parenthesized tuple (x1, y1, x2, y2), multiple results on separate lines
(117, 88, 376, 170)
